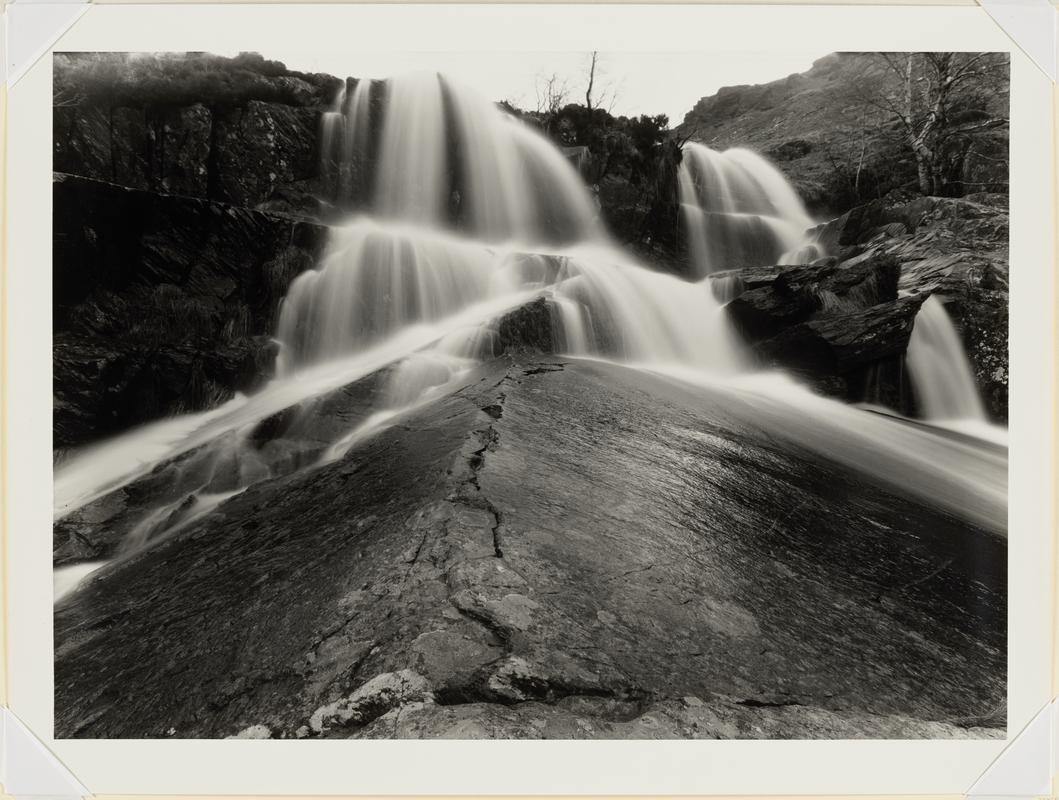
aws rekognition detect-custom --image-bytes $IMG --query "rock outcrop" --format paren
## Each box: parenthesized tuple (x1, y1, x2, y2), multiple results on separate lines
(51, 53, 352, 449)
(814, 193, 1009, 420)
(718, 255, 916, 410)
(716, 192, 1008, 420)
(53, 173, 329, 449)
(54, 356, 1006, 739)
(53, 52, 338, 213)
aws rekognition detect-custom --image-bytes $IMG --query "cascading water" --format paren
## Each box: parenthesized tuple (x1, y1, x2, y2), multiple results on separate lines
(320, 72, 598, 245)
(280, 73, 742, 381)
(678, 143, 821, 276)
(320, 78, 376, 203)
(53, 71, 1007, 603)
(906, 295, 988, 422)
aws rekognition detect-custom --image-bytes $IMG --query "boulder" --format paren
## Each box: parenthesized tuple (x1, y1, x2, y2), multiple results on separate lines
(723, 255, 900, 343)
(496, 297, 560, 354)
(756, 295, 926, 375)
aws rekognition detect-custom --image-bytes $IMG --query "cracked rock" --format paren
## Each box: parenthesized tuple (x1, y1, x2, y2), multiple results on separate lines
(308, 669, 434, 734)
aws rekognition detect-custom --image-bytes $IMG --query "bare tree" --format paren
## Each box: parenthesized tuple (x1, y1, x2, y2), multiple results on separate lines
(583, 51, 619, 114)
(859, 52, 1008, 196)
(535, 72, 570, 115)
(585, 52, 599, 112)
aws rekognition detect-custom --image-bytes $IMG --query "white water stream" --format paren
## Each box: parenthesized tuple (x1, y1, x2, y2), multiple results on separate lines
(906, 295, 989, 422)
(678, 143, 821, 275)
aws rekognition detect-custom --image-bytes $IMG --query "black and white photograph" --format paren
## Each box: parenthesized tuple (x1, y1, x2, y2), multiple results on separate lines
(49, 45, 1011, 742)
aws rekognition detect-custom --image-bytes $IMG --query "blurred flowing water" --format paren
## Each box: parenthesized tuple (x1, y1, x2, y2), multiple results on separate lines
(678, 142, 821, 275)
(53, 73, 1005, 597)
(906, 295, 989, 422)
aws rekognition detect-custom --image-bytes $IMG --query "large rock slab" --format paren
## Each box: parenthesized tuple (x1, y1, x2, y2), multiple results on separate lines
(718, 255, 916, 408)
(54, 357, 1005, 739)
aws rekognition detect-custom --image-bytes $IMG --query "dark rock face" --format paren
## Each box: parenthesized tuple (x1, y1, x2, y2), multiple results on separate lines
(725, 255, 900, 342)
(720, 192, 1008, 420)
(210, 102, 320, 208)
(54, 357, 1006, 739)
(53, 174, 329, 449)
(55, 101, 321, 212)
(719, 255, 919, 410)
(812, 193, 1009, 420)
(756, 296, 925, 377)
(496, 298, 559, 354)
(53, 53, 337, 213)
(54, 104, 212, 197)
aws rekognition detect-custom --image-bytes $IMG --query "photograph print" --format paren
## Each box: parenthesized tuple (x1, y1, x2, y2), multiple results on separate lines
(52, 49, 1009, 740)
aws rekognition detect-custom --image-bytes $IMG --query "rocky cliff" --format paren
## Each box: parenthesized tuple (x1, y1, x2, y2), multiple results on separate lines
(53, 174, 329, 450)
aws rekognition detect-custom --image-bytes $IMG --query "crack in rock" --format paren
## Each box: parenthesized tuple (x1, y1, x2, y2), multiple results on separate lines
(523, 363, 566, 376)
(735, 697, 803, 708)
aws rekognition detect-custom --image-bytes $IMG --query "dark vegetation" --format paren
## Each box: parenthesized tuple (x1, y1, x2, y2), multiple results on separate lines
(54, 51, 339, 110)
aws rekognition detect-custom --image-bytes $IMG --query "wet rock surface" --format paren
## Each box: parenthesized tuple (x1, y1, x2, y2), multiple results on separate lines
(54, 357, 1005, 739)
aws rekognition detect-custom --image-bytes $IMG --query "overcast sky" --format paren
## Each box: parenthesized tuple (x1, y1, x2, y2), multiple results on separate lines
(218, 50, 829, 124)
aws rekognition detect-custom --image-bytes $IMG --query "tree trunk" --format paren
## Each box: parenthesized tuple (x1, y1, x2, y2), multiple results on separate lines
(585, 52, 597, 113)
(915, 153, 934, 195)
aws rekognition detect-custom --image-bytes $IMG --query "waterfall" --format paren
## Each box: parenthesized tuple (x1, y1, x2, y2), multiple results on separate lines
(321, 73, 598, 245)
(320, 78, 376, 203)
(678, 143, 819, 275)
(279, 74, 741, 378)
(906, 295, 988, 421)
(52, 72, 1005, 584)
